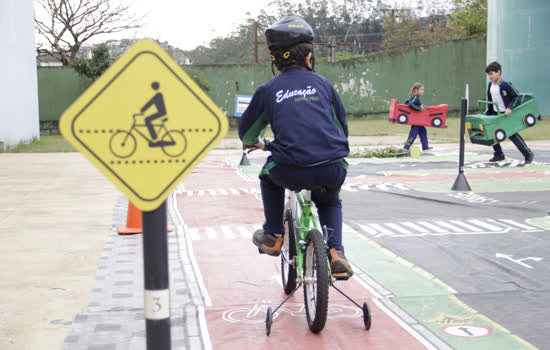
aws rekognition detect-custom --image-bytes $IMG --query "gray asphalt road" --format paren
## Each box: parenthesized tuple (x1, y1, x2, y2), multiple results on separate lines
(342, 149, 550, 349)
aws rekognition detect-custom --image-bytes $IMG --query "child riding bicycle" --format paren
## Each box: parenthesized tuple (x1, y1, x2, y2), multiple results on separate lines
(238, 16, 353, 276)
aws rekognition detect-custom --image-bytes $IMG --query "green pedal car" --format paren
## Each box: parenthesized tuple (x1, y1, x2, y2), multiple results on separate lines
(466, 93, 542, 146)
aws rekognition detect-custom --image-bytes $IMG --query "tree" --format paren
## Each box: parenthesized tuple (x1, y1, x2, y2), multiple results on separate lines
(35, 0, 143, 65)
(448, 0, 487, 38)
(71, 43, 111, 80)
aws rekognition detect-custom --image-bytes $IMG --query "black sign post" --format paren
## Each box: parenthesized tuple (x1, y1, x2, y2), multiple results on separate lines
(451, 98, 472, 191)
(142, 201, 171, 349)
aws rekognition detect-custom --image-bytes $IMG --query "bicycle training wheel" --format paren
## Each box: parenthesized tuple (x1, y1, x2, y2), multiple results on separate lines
(109, 131, 136, 158)
(281, 209, 297, 294)
(161, 130, 187, 157)
(303, 229, 329, 333)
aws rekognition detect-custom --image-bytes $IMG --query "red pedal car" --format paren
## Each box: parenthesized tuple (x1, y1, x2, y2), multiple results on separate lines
(388, 99, 448, 128)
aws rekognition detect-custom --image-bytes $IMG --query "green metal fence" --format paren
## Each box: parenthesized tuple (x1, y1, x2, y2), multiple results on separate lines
(38, 38, 486, 123)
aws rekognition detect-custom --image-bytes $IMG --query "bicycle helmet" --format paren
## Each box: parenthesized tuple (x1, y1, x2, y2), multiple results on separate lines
(265, 16, 314, 49)
(265, 17, 315, 73)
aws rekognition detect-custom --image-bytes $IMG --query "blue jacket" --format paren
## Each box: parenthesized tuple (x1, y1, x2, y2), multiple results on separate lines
(405, 94, 422, 111)
(238, 67, 349, 166)
(486, 80, 520, 114)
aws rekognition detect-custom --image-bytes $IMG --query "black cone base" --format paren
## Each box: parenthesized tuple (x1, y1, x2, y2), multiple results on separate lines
(451, 173, 471, 191)
(239, 153, 251, 166)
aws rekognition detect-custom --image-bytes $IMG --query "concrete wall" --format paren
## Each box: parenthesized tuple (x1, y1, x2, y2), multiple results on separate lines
(0, 0, 40, 147)
(487, 0, 550, 115)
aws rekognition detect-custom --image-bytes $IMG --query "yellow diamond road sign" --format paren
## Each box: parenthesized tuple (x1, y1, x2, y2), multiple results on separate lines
(60, 40, 228, 211)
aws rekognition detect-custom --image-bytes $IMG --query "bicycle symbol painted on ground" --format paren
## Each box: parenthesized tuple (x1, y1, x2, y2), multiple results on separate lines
(222, 300, 363, 324)
(109, 81, 187, 158)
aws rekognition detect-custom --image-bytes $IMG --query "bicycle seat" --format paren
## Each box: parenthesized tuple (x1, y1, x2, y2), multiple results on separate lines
(296, 185, 327, 193)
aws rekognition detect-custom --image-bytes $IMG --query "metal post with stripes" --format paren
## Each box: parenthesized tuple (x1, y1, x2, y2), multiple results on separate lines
(452, 98, 472, 191)
(142, 201, 171, 349)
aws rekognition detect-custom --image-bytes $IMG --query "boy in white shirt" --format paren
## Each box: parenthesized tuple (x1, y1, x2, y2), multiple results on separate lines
(485, 61, 533, 165)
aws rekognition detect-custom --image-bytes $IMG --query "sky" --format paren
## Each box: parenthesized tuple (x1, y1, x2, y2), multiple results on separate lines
(109, 0, 277, 50)
(34, 0, 422, 51)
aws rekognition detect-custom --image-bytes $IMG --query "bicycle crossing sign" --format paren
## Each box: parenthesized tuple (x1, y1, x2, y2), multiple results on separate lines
(60, 40, 228, 211)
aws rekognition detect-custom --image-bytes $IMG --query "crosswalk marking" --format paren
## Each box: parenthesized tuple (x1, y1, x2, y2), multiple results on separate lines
(354, 218, 544, 238)
(385, 223, 412, 234)
(450, 220, 484, 232)
(188, 227, 200, 240)
(179, 183, 411, 197)
(217, 188, 229, 195)
(221, 226, 235, 239)
(205, 227, 217, 240)
(498, 219, 538, 231)
(401, 222, 429, 233)
(237, 226, 251, 239)
(417, 221, 447, 233)
(434, 221, 464, 233)
(185, 219, 544, 241)
(367, 223, 395, 236)
(468, 219, 502, 231)
(358, 224, 378, 236)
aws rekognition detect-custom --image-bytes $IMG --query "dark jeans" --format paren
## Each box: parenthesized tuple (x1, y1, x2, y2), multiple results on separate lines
(493, 133, 532, 158)
(259, 157, 347, 251)
(404, 126, 429, 150)
(486, 111, 532, 158)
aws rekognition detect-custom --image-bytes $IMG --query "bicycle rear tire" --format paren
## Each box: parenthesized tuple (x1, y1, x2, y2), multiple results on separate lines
(303, 229, 329, 333)
(281, 209, 297, 294)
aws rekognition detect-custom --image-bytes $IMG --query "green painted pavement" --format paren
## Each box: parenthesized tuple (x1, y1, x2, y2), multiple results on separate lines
(343, 226, 538, 350)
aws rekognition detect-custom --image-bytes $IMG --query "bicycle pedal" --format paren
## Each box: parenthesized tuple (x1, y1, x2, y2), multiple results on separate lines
(332, 272, 352, 281)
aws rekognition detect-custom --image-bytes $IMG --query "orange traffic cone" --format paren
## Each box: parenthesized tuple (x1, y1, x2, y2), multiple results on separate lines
(118, 201, 143, 235)
(118, 201, 173, 235)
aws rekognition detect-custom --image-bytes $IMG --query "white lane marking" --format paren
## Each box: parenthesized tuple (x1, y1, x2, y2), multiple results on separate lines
(217, 188, 229, 195)
(205, 227, 217, 240)
(198, 190, 205, 196)
(341, 184, 358, 192)
(229, 188, 239, 195)
(189, 227, 200, 241)
(376, 183, 391, 191)
(358, 224, 379, 236)
(498, 219, 539, 231)
(434, 221, 465, 233)
(186, 190, 194, 197)
(237, 226, 251, 239)
(417, 221, 447, 233)
(221, 226, 235, 240)
(394, 184, 410, 190)
(208, 189, 217, 196)
(358, 184, 370, 191)
(384, 223, 412, 234)
(401, 221, 429, 233)
(450, 220, 483, 232)
(468, 219, 503, 232)
(367, 223, 395, 236)
(496, 253, 544, 269)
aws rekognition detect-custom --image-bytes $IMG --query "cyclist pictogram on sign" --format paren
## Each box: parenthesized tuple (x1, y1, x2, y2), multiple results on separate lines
(60, 40, 228, 211)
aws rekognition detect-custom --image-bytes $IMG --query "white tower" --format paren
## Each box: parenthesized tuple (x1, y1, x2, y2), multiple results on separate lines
(0, 0, 40, 148)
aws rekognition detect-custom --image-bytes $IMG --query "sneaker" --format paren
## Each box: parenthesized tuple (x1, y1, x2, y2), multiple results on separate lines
(523, 152, 534, 166)
(423, 146, 433, 151)
(329, 248, 353, 276)
(252, 230, 283, 257)
(489, 154, 505, 162)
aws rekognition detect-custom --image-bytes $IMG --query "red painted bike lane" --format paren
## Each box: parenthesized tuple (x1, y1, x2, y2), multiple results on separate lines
(178, 152, 430, 350)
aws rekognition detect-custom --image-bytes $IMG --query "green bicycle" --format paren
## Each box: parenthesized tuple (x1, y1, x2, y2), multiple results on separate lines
(265, 187, 372, 335)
